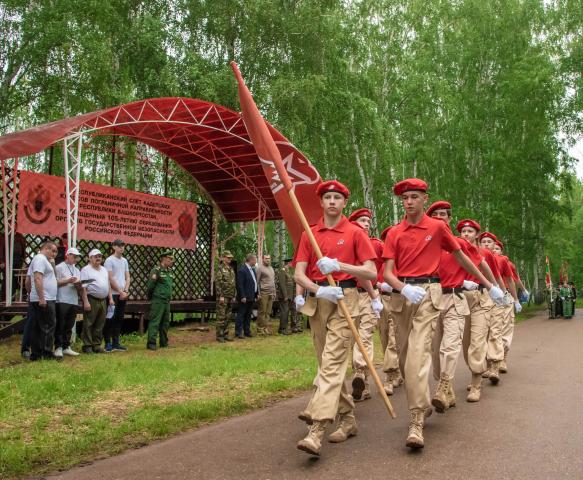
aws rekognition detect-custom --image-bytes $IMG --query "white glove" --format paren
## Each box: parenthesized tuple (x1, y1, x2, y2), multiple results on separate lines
(315, 286, 344, 304)
(463, 280, 479, 291)
(316, 257, 341, 275)
(371, 297, 384, 317)
(514, 301, 522, 313)
(380, 282, 393, 293)
(401, 284, 427, 304)
(523, 290, 530, 302)
(294, 295, 305, 309)
(488, 285, 505, 305)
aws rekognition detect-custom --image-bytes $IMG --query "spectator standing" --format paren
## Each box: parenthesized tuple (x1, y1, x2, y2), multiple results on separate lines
(256, 254, 276, 335)
(103, 239, 130, 352)
(54, 247, 82, 358)
(29, 241, 58, 361)
(80, 249, 114, 353)
(146, 250, 174, 350)
(277, 258, 300, 335)
(20, 262, 34, 359)
(215, 250, 236, 342)
(235, 253, 258, 339)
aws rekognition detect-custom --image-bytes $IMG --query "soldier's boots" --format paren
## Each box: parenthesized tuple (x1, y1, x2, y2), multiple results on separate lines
(500, 349, 509, 373)
(351, 369, 366, 401)
(482, 360, 493, 378)
(298, 409, 313, 425)
(328, 412, 358, 443)
(432, 373, 451, 413)
(447, 379, 456, 408)
(406, 408, 426, 449)
(489, 360, 501, 385)
(297, 420, 329, 456)
(393, 373, 404, 388)
(467, 374, 482, 402)
(383, 374, 394, 396)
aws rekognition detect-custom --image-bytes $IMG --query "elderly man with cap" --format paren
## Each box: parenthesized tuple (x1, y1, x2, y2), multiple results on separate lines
(146, 250, 175, 350)
(294, 180, 377, 456)
(457, 219, 503, 402)
(215, 250, 236, 342)
(479, 232, 518, 384)
(103, 239, 130, 352)
(383, 179, 504, 449)
(377, 225, 403, 395)
(54, 247, 82, 358)
(80, 248, 114, 354)
(426, 203, 499, 412)
(347, 207, 384, 402)
(277, 257, 298, 335)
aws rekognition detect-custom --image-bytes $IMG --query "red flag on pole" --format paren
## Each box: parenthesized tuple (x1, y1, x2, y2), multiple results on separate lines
(545, 256, 552, 289)
(231, 63, 321, 247)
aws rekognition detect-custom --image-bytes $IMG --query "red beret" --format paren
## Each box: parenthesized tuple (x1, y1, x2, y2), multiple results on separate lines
(479, 231, 498, 242)
(495, 240, 504, 250)
(348, 208, 372, 222)
(380, 225, 393, 241)
(456, 219, 481, 233)
(316, 180, 350, 198)
(426, 201, 451, 217)
(393, 178, 428, 196)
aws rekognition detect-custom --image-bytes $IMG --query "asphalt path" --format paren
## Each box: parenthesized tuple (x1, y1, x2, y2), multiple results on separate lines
(50, 310, 583, 480)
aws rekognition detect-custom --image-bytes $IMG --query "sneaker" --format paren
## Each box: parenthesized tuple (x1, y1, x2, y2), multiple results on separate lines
(62, 347, 80, 356)
(105, 343, 113, 353)
(54, 347, 64, 359)
(112, 344, 127, 352)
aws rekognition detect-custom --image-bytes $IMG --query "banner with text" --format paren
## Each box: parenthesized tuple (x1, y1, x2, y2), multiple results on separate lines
(17, 171, 197, 250)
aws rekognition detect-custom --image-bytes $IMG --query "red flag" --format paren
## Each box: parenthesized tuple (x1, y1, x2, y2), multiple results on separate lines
(231, 62, 321, 247)
(545, 256, 552, 289)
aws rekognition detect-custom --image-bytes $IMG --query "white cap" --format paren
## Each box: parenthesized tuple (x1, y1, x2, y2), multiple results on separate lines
(66, 247, 81, 257)
(88, 248, 102, 257)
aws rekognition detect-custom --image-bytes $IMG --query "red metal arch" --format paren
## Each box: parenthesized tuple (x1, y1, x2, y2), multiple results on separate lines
(0, 97, 309, 222)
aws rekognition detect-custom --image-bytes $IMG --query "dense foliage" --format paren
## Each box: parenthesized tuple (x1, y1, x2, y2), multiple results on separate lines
(0, 0, 581, 290)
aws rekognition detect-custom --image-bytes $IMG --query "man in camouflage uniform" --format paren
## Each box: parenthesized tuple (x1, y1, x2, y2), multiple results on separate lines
(277, 258, 301, 334)
(146, 250, 174, 350)
(215, 250, 236, 342)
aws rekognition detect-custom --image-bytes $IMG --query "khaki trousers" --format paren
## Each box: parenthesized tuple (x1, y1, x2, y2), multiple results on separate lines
(378, 294, 400, 373)
(432, 293, 469, 379)
(487, 303, 510, 362)
(300, 287, 359, 421)
(352, 291, 377, 375)
(462, 289, 493, 374)
(391, 283, 442, 411)
(257, 294, 274, 329)
(502, 304, 515, 352)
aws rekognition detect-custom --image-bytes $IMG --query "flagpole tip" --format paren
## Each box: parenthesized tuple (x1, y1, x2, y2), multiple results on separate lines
(230, 61, 242, 80)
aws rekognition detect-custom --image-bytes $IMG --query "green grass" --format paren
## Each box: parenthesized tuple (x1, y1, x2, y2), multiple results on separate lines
(0, 325, 317, 479)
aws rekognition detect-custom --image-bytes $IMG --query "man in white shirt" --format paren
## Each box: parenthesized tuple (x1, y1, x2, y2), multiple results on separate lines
(79, 249, 114, 353)
(54, 247, 82, 358)
(29, 241, 59, 361)
(103, 239, 130, 352)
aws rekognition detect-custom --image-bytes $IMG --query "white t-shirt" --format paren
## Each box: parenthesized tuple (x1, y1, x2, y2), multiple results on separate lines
(80, 264, 110, 299)
(104, 255, 129, 293)
(29, 253, 57, 302)
(56, 261, 81, 305)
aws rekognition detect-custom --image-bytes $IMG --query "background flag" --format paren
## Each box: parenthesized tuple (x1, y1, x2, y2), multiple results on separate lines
(545, 256, 552, 289)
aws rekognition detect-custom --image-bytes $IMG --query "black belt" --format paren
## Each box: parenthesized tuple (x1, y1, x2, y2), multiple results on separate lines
(398, 276, 440, 285)
(357, 285, 378, 293)
(315, 279, 357, 288)
(442, 287, 464, 294)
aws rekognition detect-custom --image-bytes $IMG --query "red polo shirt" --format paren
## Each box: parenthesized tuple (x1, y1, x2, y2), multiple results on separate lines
(466, 247, 500, 283)
(439, 237, 483, 288)
(508, 260, 520, 281)
(494, 253, 513, 288)
(371, 237, 385, 283)
(382, 214, 461, 277)
(295, 215, 377, 282)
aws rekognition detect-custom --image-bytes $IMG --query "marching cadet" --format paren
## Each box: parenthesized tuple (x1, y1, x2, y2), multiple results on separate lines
(294, 180, 377, 456)
(382, 179, 504, 449)
(457, 220, 503, 402)
(215, 251, 236, 342)
(146, 250, 174, 350)
(347, 208, 384, 402)
(277, 258, 301, 334)
(427, 204, 499, 412)
(478, 232, 518, 384)
(377, 225, 403, 396)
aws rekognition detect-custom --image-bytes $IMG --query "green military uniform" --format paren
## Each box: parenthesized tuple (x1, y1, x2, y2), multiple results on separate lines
(147, 251, 174, 348)
(215, 251, 236, 341)
(277, 263, 302, 334)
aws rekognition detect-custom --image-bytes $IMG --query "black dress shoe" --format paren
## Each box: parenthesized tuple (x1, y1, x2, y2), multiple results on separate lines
(244, 333, 254, 338)
(236, 335, 245, 339)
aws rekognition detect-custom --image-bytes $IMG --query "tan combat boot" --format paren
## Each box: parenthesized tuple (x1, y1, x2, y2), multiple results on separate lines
(297, 420, 329, 456)
(351, 369, 366, 401)
(328, 412, 358, 443)
(383, 374, 394, 396)
(466, 374, 482, 402)
(489, 360, 501, 385)
(482, 360, 492, 378)
(298, 409, 313, 425)
(406, 408, 425, 449)
(431, 373, 451, 413)
(500, 349, 508, 373)
(393, 371, 404, 388)
(447, 378, 456, 408)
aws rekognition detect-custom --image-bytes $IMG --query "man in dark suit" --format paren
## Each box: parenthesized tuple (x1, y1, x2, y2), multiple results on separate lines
(235, 253, 258, 338)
